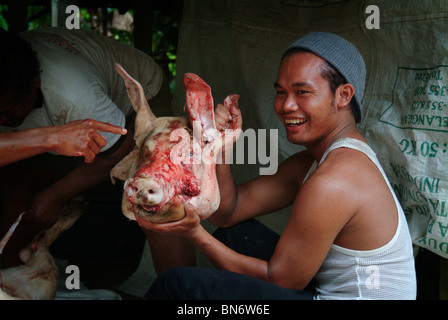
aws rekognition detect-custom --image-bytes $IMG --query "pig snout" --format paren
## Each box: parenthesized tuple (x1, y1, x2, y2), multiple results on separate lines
(124, 178, 165, 206)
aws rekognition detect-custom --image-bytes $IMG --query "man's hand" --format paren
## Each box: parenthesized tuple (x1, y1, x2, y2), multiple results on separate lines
(50, 119, 127, 163)
(137, 203, 202, 239)
(215, 102, 242, 132)
(215, 101, 242, 163)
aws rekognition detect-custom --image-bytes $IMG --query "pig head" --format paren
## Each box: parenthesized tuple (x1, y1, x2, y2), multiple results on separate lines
(111, 64, 240, 225)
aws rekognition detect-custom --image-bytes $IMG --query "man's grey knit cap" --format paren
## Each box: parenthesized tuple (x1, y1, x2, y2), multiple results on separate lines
(285, 32, 366, 109)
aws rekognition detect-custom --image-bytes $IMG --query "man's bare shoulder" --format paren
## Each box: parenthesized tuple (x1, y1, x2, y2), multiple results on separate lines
(294, 147, 399, 250)
(301, 148, 374, 208)
(277, 149, 315, 184)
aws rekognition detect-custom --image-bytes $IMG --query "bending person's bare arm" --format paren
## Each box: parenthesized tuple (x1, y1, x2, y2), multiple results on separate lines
(0, 119, 127, 166)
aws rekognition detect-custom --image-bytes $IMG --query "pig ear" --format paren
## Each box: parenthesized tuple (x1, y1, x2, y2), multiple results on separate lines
(184, 73, 217, 141)
(115, 63, 156, 148)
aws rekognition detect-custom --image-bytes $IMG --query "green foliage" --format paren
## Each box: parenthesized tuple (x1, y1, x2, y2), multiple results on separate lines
(27, 5, 51, 29)
(0, 5, 8, 30)
(152, 8, 181, 92)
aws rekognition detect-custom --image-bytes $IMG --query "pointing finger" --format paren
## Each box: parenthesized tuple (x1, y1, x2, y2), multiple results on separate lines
(88, 120, 127, 135)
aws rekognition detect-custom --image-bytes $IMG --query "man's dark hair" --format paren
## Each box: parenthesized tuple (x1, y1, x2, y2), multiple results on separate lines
(0, 28, 41, 101)
(281, 47, 361, 123)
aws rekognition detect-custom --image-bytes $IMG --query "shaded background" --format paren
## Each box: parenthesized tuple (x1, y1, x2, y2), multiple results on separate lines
(1, 0, 448, 300)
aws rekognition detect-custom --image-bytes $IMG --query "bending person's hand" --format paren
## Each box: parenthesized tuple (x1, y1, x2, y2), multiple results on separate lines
(50, 119, 127, 163)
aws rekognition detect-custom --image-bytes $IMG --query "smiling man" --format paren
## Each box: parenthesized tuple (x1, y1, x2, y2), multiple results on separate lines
(143, 32, 417, 300)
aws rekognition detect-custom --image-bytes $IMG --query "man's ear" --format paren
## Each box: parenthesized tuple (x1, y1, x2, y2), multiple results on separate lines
(335, 83, 355, 109)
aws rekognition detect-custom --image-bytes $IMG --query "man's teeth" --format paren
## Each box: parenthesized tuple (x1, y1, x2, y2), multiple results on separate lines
(285, 119, 307, 126)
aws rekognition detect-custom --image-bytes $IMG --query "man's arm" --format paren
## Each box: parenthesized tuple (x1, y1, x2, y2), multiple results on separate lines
(209, 150, 314, 227)
(27, 125, 135, 226)
(210, 102, 315, 227)
(146, 167, 352, 289)
(0, 119, 127, 167)
(267, 169, 354, 289)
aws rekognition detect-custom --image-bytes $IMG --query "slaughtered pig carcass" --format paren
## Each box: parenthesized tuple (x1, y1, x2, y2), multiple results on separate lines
(111, 64, 240, 225)
(0, 197, 86, 300)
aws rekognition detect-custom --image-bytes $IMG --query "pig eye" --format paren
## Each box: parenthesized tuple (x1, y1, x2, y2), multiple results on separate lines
(142, 148, 152, 158)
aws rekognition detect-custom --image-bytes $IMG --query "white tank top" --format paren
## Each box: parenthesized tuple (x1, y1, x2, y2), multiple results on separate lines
(304, 138, 416, 300)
